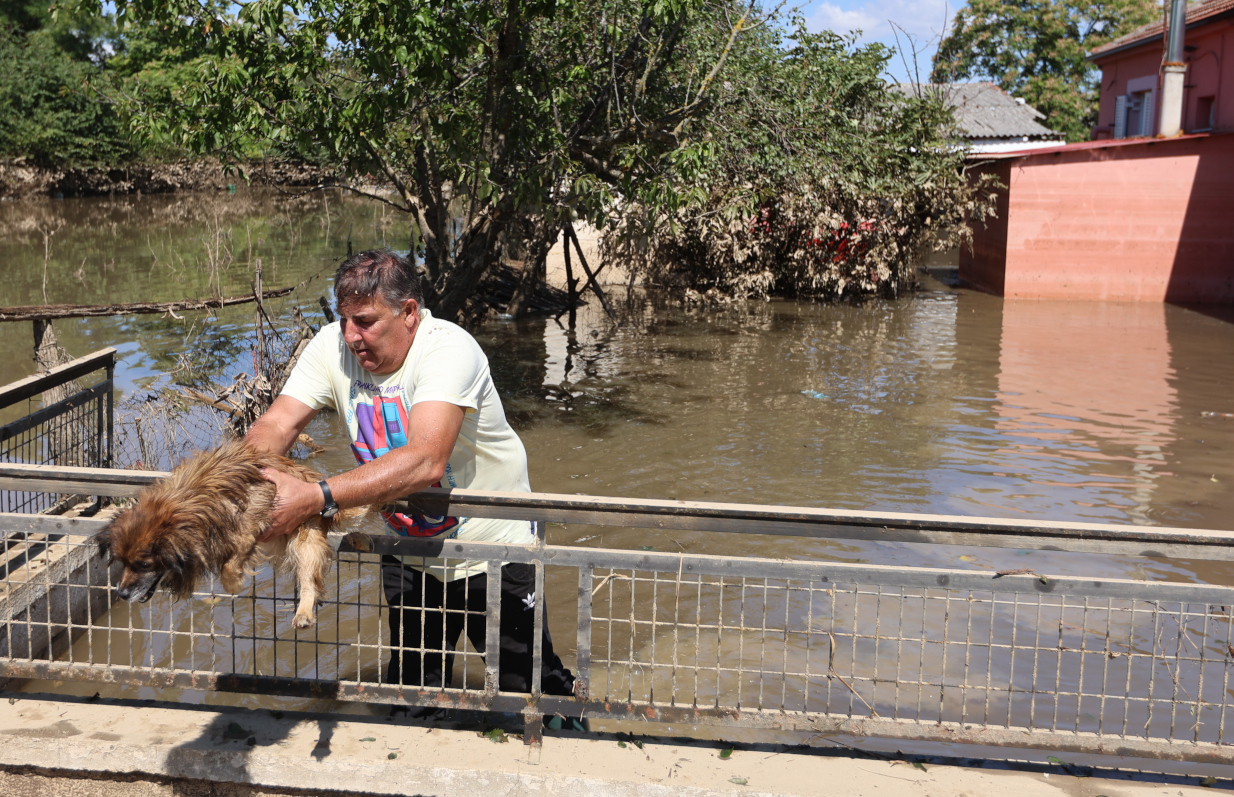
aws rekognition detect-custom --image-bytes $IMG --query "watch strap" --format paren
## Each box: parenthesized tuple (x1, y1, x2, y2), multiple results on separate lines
(318, 479, 339, 518)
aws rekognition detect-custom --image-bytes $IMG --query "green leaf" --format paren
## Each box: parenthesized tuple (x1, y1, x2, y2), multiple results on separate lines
(1201, 776, 1218, 787)
(618, 741, 627, 748)
(911, 761, 927, 772)
(729, 778, 747, 785)
(484, 727, 509, 743)
(360, 737, 376, 742)
(1047, 756, 1063, 764)
(388, 752, 399, 760)
(719, 747, 733, 759)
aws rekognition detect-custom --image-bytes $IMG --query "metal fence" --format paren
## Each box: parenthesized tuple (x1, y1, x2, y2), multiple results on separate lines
(2, 467, 1234, 763)
(0, 350, 114, 514)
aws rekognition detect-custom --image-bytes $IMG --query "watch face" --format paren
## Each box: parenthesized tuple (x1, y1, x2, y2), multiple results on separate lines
(321, 505, 339, 518)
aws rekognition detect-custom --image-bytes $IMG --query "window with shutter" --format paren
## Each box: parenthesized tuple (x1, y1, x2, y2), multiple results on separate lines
(1114, 95, 1128, 138)
(1139, 90, 1155, 136)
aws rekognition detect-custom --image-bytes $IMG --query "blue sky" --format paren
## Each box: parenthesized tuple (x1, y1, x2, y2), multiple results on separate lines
(795, 0, 960, 83)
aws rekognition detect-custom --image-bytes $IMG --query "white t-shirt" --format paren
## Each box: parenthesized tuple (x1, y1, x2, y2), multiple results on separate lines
(280, 308, 534, 580)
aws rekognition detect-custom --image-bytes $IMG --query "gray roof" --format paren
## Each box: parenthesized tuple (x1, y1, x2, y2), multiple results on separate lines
(897, 83, 1064, 141)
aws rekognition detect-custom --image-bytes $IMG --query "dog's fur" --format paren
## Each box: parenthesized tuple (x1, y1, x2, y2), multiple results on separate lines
(94, 440, 339, 629)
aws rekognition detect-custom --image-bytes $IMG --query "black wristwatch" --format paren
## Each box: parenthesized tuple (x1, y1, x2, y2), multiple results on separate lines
(318, 480, 339, 518)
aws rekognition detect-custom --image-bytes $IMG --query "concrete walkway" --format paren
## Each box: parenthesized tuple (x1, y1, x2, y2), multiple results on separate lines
(0, 695, 1226, 797)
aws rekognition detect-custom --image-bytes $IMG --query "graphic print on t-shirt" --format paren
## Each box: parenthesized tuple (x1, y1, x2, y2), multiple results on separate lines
(350, 389, 460, 538)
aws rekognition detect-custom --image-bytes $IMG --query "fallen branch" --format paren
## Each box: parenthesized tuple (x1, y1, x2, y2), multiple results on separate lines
(0, 287, 295, 322)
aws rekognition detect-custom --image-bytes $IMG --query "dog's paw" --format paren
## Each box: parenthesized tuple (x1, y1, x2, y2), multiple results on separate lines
(342, 531, 374, 553)
(292, 612, 316, 630)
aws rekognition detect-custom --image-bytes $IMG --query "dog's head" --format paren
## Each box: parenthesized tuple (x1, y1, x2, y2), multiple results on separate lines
(94, 495, 201, 603)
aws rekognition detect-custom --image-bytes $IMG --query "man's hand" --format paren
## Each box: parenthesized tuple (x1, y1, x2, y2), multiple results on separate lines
(258, 467, 324, 542)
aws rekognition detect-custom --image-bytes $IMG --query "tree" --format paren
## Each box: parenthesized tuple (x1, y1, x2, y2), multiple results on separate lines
(92, 0, 759, 321)
(604, 20, 998, 301)
(930, 0, 1157, 141)
(0, 3, 134, 165)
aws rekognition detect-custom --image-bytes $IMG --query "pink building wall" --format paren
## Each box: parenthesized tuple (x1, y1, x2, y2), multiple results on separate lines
(960, 133, 1234, 303)
(1092, 15, 1234, 137)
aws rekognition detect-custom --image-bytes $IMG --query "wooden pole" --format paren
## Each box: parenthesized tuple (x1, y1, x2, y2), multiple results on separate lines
(0, 288, 295, 323)
(565, 223, 614, 318)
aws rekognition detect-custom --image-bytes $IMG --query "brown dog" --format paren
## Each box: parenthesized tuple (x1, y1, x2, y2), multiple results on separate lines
(94, 439, 340, 629)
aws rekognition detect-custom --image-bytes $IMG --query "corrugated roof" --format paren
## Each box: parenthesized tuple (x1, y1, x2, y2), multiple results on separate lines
(1090, 0, 1234, 58)
(897, 83, 1064, 140)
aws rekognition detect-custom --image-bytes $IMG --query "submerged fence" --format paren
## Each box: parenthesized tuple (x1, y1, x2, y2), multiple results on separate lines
(0, 350, 114, 513)
(2, 463, 1234, 762)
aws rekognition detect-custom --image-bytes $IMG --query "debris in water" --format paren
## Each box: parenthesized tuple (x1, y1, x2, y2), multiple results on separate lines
(994, 568, 1036, 578)
(800, 390, 828, 400)
(1200, 412, 1233, 418)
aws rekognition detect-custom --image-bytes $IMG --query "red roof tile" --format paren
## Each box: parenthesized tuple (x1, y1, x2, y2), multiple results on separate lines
(1090, 0, 1234, 58)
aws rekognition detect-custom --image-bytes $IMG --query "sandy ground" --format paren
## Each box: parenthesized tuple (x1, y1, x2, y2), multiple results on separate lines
(544, 224, 633, 289)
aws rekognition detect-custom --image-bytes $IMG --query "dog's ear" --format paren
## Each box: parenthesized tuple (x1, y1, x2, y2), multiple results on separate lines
(152, 540, 187, 576)
(92, 526, 113, 561)
(152, 539, 198, 600)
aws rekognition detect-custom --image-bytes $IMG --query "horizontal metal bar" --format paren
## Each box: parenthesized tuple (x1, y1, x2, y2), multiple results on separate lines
(0, 349, 116, 410)
(13, 515, 1234, 603)
(366, 537, 1234, 603)
(4, 658, 1233, 765)
(7, 515, 1234, 602)
(0, 466, 155, 499)
(0, 381, 111, 444)
(2, 468, 1233, 559)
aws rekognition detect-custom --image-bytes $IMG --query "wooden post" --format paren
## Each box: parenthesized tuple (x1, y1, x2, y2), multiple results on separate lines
(253, 259, 265, 378)
(30, 320, 81, 467)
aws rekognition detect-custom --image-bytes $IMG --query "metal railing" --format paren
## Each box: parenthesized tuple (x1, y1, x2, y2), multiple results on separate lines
(1, 465, 1234, 763)
(0, 350, 115, 514)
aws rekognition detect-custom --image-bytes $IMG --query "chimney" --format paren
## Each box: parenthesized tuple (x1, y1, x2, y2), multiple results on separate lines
(1159, 0, 1188, 136)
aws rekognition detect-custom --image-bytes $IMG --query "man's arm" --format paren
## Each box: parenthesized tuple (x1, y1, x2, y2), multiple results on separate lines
(245, 395, 321, 456)
(259, 400, 465, 540)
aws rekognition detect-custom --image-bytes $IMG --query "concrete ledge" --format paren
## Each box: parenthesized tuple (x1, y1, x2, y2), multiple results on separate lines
(0, 695, 1222, 797)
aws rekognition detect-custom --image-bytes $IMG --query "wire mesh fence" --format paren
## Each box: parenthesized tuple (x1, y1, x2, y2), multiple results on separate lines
(586, 567, 1234, 746)
(0, 351, 114, 514)
(3, 515, 1234, 762)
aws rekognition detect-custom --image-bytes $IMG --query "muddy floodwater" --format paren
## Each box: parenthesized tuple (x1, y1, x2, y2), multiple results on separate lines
(3, 189, 1234, 720)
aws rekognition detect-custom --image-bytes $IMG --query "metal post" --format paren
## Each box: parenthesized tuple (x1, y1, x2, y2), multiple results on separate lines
(524, 520, 547, 746)
(575, 565, 592, 701)
(484, 560, 502, 697)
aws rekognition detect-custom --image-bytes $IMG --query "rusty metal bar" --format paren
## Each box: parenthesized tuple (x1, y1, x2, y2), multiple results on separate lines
(576, 565, 593, 700)
(0, 349, 116, 410)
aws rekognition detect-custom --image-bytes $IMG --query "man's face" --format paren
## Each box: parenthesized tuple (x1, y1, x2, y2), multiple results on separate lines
(338, 296, 420, 374)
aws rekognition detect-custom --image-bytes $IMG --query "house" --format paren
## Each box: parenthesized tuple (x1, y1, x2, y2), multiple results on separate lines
(899, 83, 1065, 153)
(954, 2, 1234, 304)
(1089, 0, 1234, 138)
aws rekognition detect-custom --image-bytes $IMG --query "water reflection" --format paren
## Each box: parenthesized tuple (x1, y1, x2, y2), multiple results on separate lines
(991, 301, 1175, 525)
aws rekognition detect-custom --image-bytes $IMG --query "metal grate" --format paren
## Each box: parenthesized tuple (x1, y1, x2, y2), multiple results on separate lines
(587, 569, 1234, 745)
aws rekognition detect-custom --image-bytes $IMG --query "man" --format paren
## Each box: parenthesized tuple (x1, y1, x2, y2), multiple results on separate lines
(245, 248, 577, 710)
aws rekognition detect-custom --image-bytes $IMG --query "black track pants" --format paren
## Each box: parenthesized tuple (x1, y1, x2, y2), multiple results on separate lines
(381, 557, 576, 695)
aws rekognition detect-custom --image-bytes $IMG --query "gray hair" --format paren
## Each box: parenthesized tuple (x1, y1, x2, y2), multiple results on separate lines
(333, 249, 424, 311)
